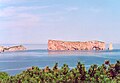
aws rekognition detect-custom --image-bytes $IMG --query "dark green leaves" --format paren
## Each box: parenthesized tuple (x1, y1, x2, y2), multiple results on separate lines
(0, 60, 120, 83)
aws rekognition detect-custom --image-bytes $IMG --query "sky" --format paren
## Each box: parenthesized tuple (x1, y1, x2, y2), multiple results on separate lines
(0, 0, 120, 44)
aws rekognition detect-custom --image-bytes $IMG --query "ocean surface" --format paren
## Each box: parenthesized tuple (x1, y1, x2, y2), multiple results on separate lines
(0, 44, 120, 75)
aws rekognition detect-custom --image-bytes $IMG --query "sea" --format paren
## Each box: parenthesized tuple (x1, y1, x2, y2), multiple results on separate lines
(0, 44, 120, 76)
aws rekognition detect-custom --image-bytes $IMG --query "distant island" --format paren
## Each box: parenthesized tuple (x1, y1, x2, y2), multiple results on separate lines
(48, 40, 105, 51)
(0, 45, 26, 52)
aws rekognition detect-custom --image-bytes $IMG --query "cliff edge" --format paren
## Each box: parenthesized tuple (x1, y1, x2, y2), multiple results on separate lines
(48, 40, 105, 51)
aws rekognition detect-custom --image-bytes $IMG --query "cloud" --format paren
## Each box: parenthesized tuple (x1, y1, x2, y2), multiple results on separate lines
(0, 0, 22, 4)
(0, 0, 29, 3)
(16, 6, 49, 11)
(0, 7, 16, 17)
(0, 6, 49, 17)
(0, 5, 51, 28)
(0, 4, 79, 29)
(0, 13, 41, 28)
(0, 5, 46, 28)
(66, 7, 79, 12)
(0, 0, 11, 3)
(89, 7, 103, 13)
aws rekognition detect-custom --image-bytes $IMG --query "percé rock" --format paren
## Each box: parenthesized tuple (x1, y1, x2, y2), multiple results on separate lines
(48, 40, 105, 51)
(0, 45, 26, 52)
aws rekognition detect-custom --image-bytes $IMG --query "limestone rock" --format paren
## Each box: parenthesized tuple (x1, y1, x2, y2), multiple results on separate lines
(48, 40, 105, 51)
(108, 43, 113, 50)
(0, 45, 26, 52)
(7, 45, 26, 52)
(0, 46, 4, 52)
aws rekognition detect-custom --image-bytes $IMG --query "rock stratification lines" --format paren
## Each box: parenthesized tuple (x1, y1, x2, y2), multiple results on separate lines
(48, 40, 105, 51)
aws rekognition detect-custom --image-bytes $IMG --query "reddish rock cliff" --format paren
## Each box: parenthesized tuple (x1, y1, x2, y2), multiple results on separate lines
(48, 40, 105, 51)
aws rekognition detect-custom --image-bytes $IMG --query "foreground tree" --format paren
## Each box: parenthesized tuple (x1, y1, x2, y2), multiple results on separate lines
(0, 60, 120, 83)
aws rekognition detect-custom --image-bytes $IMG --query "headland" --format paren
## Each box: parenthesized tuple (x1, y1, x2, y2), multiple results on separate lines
(0, 45, 26, 52)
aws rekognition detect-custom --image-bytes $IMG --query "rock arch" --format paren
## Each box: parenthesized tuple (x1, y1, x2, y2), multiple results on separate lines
(48, 40, 105, 51)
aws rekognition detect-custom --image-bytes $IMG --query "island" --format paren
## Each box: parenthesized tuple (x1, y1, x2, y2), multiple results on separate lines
(48, 40, 105, 50)
(0, 45, 26, 52)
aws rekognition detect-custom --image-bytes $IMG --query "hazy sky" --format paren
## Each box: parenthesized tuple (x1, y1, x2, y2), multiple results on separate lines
(0, 0, 120, 44)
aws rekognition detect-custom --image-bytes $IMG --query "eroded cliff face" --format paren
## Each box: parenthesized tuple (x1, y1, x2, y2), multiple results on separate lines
(48, 40, 105, 51)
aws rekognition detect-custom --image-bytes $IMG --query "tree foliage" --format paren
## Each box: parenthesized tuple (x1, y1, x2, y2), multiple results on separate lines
(0, 60, 120, 83)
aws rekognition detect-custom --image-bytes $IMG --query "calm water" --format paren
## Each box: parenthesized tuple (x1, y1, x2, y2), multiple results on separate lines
(0, 44, 120, 75)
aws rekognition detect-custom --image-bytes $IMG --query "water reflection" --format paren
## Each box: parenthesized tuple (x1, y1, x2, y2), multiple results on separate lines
(48, 50, 104, 56)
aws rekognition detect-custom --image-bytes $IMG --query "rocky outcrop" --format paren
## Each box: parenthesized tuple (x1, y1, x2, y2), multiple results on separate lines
(48, 40, 105, 51)
(0, 45, 26, 52)
(6, 45, 26, 52)
(0, 46, 4, 52)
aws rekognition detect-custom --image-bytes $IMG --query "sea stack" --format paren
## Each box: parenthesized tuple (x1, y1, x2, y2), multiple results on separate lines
(108, 43, 113, 50)
(0, 46, 4, 52)
(48, 40, 105, 51)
